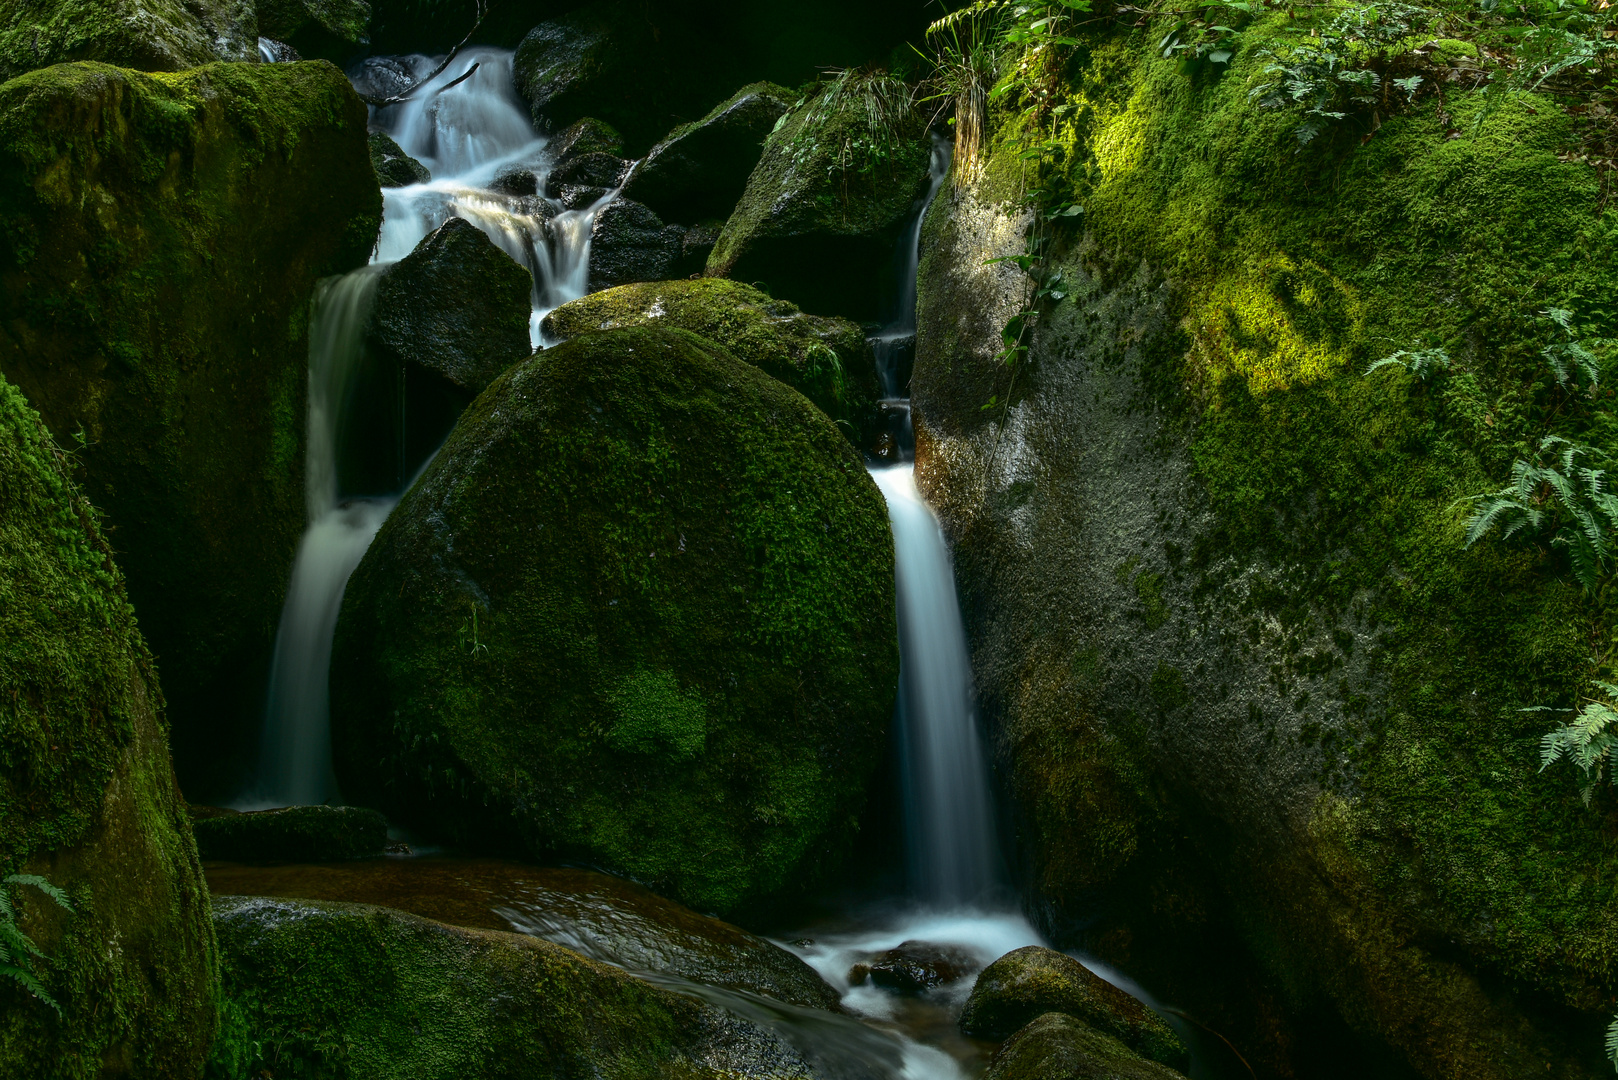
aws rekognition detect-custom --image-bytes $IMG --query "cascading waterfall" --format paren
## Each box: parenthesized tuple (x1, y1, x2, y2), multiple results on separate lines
(251, 46, 605, 806)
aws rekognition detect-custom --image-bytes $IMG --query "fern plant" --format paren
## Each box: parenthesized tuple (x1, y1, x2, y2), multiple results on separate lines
(1, 873, 73, 1015)
(1535, 680, 1618, 804)
(1365, 346, 1451, 379)
(1542, 307, 1602, 392)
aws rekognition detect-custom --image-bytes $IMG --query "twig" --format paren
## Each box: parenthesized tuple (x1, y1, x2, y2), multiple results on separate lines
(358, 0, 487, 108)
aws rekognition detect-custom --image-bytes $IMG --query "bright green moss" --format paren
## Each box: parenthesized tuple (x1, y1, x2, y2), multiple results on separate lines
(606, 668, 708, 760)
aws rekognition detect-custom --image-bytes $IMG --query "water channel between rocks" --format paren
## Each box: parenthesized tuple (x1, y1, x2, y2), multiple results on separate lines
(230, 47, 1189, 1079)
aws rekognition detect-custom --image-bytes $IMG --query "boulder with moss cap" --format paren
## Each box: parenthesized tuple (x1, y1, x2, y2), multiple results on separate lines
(0, 61, 381, 803)
(0, 0, 256, 82)
(0, 373, 216, 1079)
(331, 325, 897, 918)
(983, 1013, 1189, 1080)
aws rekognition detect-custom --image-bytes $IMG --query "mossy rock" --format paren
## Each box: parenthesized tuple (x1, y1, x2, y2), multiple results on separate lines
(912, 15, 1618, 1079)
(256, 0, 370, 63)
(368, 130, 429, 187)
(982, 1013, 1188, 1080)
(0, 0, 256, 82)
(330, 325, 897, 918)
(0, 374, 216, 1079)
(191, 805, 388, 863)
(959, 947, 1185, 1069)
(541, 278, 880, 443)
(623, 81, 796, 224)
(208, 895, 820, 1079)
(205, 856, 842, 1009)
(0, 61, 382, 802)
(705, 74, 932, 322)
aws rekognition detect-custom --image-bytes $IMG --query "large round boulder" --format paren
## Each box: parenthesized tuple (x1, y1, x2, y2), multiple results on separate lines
(0, 374, 216, 1078)
(0, 0, 256, 83)
(982, 1013, 1188, 1080)
(331, 325, 898, 917)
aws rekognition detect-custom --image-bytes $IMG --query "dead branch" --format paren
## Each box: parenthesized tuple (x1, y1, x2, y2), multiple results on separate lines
(358, 0, 488, 108)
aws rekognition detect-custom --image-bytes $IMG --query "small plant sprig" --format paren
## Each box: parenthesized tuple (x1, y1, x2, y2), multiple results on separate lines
(1, 873, 73, 1015)
(1534, 679, 1618, 804)
(1364, 346, 1451, 379)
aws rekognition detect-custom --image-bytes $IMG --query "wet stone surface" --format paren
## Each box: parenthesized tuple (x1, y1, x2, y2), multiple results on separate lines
(848, 939, 979, 994)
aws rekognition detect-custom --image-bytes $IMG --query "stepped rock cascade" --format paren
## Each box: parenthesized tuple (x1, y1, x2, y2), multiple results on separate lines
(253, 47, 603, 807)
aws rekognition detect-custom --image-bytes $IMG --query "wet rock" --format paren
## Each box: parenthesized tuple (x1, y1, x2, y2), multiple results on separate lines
(368, 130, 430, 187)
(549, 115, 626, 161)
(960, 947, 1186, 1069)
(545, 150, 633, 193)
(367, 216, 533, 395)
(331, 326, 897, 918)
(0, 62, 379, 802)
(257, 37, 303, 62)
(206, 857, 841, 1009)
(587, 198, 685, 291)
(490, 164, 540, 196)
(624, 81, 795, 224)
(554, 183, 610, 210)
(348, 54, 416, 100)
(0, 0, 257, 80)
(982, 1013, 1188, 1080)
(848, 940, 976, 993)
(210, 895, 819, 1079)
(671, 221, 723, 278)
(706, 73, 931, 322)
(0, 375, 215, 1078)
(255, 0, 370, 63)
(541, 278, 878, 439)
(191, 805, 388, 863)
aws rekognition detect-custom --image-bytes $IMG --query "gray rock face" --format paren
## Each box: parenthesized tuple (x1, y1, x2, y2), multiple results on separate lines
(367, 217, 533, 394)
(546, 150, 632, 193)
(982, 1013, 1188, 1080)
(959, 947, 1186, 1068)
(191, 805, 388, 863)
(368, 130, 429, 187)
(623, 82, 796, 223)
(587, 198, 686, 291)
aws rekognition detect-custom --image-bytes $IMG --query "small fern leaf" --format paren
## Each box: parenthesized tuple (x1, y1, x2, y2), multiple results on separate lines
(3, 875, 72, 914)
(0, 964, 61, 1016)
(1606, 1015, 1618, 1069)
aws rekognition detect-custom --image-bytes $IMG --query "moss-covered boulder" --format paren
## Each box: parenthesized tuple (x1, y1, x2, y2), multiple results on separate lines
(0, 374, 216, 1079)
(912, 15, 1618, 1080)
(959, 947, 1185, 1068)
(623, 81, 795, 224)
(0, 0, 256, 83)
(255, 0, 370, 63)
(706, 74, 931, 322)
(0, 62, 381, 801)
(368, 130, 429, 187)
(191, 805, 388, 863)
(330, 326, 897, 917)
(209, 895, 821, 1079)
(205, 857, 841, 1009)
(982, 1013, 1187, 1080)
(542, 278, 879, 440)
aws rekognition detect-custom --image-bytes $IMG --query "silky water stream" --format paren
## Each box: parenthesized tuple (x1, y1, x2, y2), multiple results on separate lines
(238, 50, 1192, 1079)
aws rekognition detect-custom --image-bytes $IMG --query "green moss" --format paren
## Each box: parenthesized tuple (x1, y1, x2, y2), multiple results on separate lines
(0, 372, 216, 1077)
(0, 61, 381, 799)
(332, 326, 898, 918)
(0, 0, 254, 83)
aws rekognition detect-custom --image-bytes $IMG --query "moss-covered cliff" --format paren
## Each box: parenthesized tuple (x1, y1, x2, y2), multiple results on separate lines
(0, 60, 381, 800)
(0, 373, 216, 1079)
(914, 15, 1618, 1079)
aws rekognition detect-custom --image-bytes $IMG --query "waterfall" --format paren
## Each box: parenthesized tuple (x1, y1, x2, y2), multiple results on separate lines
(251, 46, 605, 806)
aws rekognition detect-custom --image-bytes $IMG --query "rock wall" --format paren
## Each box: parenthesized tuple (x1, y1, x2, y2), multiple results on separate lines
(913, 21, 1618, 1080)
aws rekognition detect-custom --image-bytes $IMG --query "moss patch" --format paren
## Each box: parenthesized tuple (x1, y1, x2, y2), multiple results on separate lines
(0, 0, 255, 83)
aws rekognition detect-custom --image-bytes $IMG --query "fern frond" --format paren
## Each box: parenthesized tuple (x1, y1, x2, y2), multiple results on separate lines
(0, 922, 42, 961)
(3, 875, 73, 913)
(1605, 1015, 1618, 1069)
(0, 964, 61, 1016)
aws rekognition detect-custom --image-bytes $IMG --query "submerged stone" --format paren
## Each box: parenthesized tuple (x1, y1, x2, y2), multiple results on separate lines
(191, 805, 389, 863)
(982, 1013, 1188, 1080)
(368, 130, 430, 187)
(960, 947, 1186, 1068)
(330, 326, 897, 918)
(209, 895, 820, 1079)
(0, 0, 256, 82)
(0, 61, 381, 800)
(706, 74, 932, 322)
(542, 278, 879, 440)
(623, 81, 796, 224)
(205, 856, 841, 1009)
(0, 374, 216, 1077)
(848, 940, 977, 993)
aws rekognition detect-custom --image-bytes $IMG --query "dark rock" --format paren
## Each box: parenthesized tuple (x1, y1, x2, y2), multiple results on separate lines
(848, 940, 976, 993)
(368, 0, 573, 54)
(0, 0, 257, 80)
(586, 198, 685, 291)
(0, 375, 215, 1078)
(209, 895, 821, 1078)
(671, 221, 723, 278)
(982, 1013, 1188, 1080)
(555, 183, 610, 210)
(545, 150, 632, 193)
(541, 278, 879, 439)
(206, 857, 841, 1010)
(191, 805, 388, 863)
(960, 947, 1186, 1069)
(348, 54, 416, 101)
(0, 62, 380, 802)
(257, 37, 303, 62)
(549, 115, 626, 161)
(706, 73, 932, 322)
(255, 0, 370, 63)
(624, 81, 796, 223)
(330, 326, 898, 918)
(367, 217, 533, 394)
(368, 130, 430, 187)
(491, 164, 540, 196)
